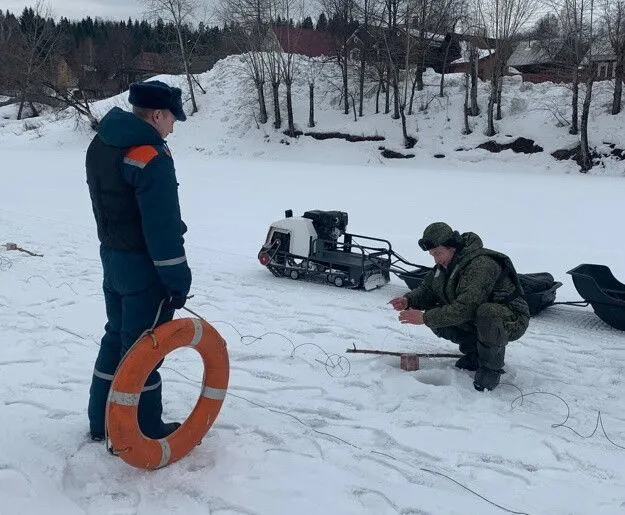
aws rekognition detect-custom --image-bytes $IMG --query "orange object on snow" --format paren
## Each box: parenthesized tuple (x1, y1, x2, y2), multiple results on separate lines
(105, 318, 229, 469)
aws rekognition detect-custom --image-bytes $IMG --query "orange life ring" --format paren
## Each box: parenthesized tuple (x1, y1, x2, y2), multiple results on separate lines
(105, 318, 229, 469)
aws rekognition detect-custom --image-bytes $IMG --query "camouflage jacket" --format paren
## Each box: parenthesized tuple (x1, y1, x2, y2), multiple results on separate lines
(404, 233, 530, 329)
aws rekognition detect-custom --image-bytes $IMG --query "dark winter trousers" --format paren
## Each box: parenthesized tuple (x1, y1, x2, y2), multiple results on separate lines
(432, 303, 528, 370)
(88, 246, 174, 439)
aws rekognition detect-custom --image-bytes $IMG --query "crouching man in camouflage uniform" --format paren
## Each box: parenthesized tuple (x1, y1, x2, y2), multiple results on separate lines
(390, 222, 530, 391)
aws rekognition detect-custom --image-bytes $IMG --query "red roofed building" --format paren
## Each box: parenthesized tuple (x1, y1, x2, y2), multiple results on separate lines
(268, 27, 336, 57)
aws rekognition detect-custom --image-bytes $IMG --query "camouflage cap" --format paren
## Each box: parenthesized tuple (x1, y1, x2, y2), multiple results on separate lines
(418, 222, 460, 251)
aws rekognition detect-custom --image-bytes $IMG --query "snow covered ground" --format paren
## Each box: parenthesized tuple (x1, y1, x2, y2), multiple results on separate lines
(1, 56, 625, 514)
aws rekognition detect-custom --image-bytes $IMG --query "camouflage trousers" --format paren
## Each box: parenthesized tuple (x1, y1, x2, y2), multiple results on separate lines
(432, 303, 529, 370)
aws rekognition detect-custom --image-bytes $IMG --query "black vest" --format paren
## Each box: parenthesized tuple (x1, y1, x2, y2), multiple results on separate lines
(86, 135, 148, 252)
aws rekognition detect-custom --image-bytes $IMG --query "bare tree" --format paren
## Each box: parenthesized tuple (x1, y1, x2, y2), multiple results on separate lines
(304, 57, 328, 126)
(580, 0, 596, 171)
(366, 6, 393, 115)
(457, 18, 484, 130)
(274, 0, 304, 137)
(14, 3, 61, 120)
(280, 50, 296, 135)
(469, 40, 481, 114)
(476, 0, 538, 135)
(218, 0, 271, 123)
(462, 56, 472, 133)
(323, 0, 356, 115)
(456, 6, 488, 117)
(408, 0, 461, 101)
(562, 0, 583, 134)
(266, 44, 283, 128)
(353, 0, 383, 116)
(357, 0, 370, 117)
(551, 0, 594, 134)
(42, 81, 100, 128)
(579, 61, 595, 170)
(439, 31, 456, 97)
(541, 0, 596, 167)
(532, 12, 560, 38)
(372, 59, 387, 112)
(377, 0, 403, 119)
(145, 0, 201, 115)
(601, 0, 625, 114)
(396, 1, 418, 146)
(278, 25, 297, 136)
(243, 40, 270, 125)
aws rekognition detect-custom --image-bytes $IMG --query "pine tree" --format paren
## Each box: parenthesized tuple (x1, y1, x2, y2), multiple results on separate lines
(316, 13, 328, 31)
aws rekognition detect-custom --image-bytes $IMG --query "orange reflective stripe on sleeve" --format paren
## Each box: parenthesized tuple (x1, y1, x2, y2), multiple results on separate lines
(123, 145, 159, 169)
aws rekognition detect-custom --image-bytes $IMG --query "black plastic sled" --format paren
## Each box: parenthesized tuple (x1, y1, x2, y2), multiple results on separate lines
(518, 273, 562, 316)
(567, 264, 625, 330)
(398, 269, 562, 317)
(396, 267, 430, 291)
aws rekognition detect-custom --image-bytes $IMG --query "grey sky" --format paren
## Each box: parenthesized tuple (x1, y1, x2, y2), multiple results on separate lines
(4, 1, 149, 21)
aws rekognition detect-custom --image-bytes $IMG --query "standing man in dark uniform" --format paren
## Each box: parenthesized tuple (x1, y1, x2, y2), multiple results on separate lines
(390, 222, 530, 391)
(86, 81, 192, 440)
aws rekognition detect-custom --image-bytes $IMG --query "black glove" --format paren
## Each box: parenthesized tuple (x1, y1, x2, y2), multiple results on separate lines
(165, 294, 187, 310)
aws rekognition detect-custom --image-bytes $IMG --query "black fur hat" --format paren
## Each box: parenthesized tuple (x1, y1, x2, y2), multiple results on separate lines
(128, 80, 187, 121)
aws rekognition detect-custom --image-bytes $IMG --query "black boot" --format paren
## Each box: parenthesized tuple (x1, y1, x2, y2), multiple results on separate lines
(473, 367, 504, 391)
(455, 352, 479, 371)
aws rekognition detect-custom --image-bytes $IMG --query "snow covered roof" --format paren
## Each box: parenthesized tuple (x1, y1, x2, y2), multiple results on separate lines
(585, 39, 616, 62)
(405, 28, 446, 44)
(451, 42, 493, 64)
(507, 40, 553, 67)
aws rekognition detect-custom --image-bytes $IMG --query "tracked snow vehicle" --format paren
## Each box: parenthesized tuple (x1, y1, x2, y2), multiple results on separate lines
(257, 209, 423, 290)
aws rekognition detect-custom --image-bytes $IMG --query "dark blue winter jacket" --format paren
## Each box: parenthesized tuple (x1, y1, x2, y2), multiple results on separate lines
(86, 107, 191, 299)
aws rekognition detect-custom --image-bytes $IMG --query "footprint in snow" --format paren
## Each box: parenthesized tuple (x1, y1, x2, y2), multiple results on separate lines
(414, 370, 453, 387)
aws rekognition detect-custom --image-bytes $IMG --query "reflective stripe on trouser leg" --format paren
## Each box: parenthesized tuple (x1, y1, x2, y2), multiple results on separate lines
(153, 255, 187, 267)
(89, 370, 115, 437)
(89, 339, 122, 437)
(142, 380, 161, 392)
(93, 368, 115, 381)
